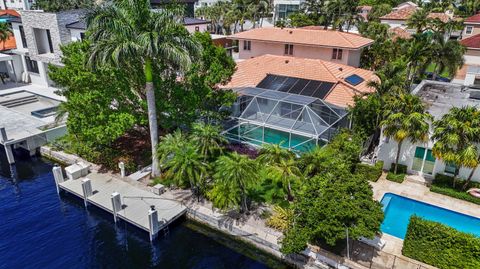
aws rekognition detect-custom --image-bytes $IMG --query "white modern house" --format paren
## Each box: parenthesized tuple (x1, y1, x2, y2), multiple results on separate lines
(377, 81, 480, 182)
(0, 0, 35, 10)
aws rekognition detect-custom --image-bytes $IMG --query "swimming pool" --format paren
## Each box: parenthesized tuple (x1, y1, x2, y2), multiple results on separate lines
(380, 193, 480, 239)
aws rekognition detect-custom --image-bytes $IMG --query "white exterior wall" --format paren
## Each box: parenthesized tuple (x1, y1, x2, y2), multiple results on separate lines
(11, 22, 28, 53)
(0, 0, 34, 10)
(377, 131, 480, 182)
(238, 40, 362, 67)
(380, 19, 407, 29)
(185, 24, 208, 33)
(69, 29, 85, 42)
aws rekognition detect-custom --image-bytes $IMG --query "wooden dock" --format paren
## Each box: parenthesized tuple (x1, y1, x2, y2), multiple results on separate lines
(55, 170, 186, 240)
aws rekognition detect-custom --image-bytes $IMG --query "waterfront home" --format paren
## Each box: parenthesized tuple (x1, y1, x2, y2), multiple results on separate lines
(376, 81, 480, 182)
(223, 54, 377, 151)
(462, 13, 480, 39)
(0, 0, 35, 10)
(228, 27, 373, 67)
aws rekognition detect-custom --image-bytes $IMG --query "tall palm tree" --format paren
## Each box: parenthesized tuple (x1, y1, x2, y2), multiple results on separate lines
(0, 23, 11, 51)
(401, 34, 432, 84)
(163, 142, 208, 198)
(432, 106, 480, 188)
(257, 143, 295, 165)
(212, 152, 258, 213)
(381, 94, 432, 174)
(429, 33, 465, 80)
(87, 0, 200, 177)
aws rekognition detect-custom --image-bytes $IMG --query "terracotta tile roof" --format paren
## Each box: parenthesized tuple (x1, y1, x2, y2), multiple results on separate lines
(465, 13, 480, 23)
(228, 28, 373, 49)
(0, 9, 20, 17)
(224, 55, 377, 107)
(460, 33, 480, 49)
(380, 6, 417, 20)
(389, 27, 412, 40)
(0, 33, 16, 51)
(380, 7, 451, 22)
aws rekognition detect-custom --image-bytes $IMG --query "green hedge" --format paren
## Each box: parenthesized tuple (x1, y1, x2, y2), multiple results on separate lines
(389, 163, 407, 174)
(403, 216, 480, 269)
(386, 172, 405, 183)
(431, 174, 480, 205)
(355, 161, 384, 182)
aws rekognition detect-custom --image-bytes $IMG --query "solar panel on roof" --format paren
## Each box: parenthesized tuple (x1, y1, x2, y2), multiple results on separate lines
(255, 74, 335, 100)
(345, 74, 364, 86)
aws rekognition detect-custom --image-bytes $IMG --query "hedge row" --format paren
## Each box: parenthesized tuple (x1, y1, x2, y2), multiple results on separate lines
(355, 161, 384, 182)
(403, 216, 480, 269)
(431, 174, 480, 206)
(386, 172, 405, 183)
(389, 163, 407, 174)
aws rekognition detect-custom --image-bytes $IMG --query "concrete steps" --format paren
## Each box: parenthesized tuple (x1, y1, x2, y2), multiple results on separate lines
(0, 93, 38, 108)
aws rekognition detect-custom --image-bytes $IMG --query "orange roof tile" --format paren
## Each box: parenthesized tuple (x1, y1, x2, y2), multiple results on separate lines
(0, 33, 16, 51)
(428, 12, 450, 23)
(0, 9, 20, 17)
(465, 13, 480, 23)
(460, 33, 480, 49)
(380, 7, 450, 22)
(224, 55, 377, 108)
(228, 28, 373, 49)
(389, 27, 412, 40)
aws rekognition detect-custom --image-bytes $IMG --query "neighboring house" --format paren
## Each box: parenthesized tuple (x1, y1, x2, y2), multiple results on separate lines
(223, 54, 377, 151)
(151, 0, 197, 17)
(0, 0, 35, 10)
(357, 5, 372, 22)
(228, 27, 373, 67)
(377, 81, 480, 182)
(10, 9, 85, 87)
(462, 13, 480, 39)
(379, 3, 452, 33)
(273, 0, 302, 23)
(460, 34, 480, 66)
(195, 0, 223, 9)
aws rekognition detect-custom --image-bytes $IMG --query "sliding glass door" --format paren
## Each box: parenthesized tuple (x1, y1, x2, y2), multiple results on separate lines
(411, 146, 435, 175)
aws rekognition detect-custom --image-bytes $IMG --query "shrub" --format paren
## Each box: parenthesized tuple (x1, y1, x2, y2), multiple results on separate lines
(431, 173, 480, 205)
(389, 163, 407, 174)
(403, 216, 480, 269)
(355, 161, 384, 182)
(386, 172, 405, 183)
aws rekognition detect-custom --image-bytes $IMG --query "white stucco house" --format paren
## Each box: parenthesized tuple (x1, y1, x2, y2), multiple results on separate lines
(377, 81, 480, 182)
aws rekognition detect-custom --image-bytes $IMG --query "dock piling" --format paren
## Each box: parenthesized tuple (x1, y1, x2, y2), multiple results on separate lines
(111, 192, 122, 223)
(81, 178, 93, 207)
(52, 166, 64, 194)
(148, 205, 159, 241)
(0, 127, 15, 165)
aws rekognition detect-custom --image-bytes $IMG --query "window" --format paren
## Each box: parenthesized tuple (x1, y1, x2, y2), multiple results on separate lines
(332, 48, 343, 60)
(411, 147, 436, 175)
(19, 25, 27, 48)
(243, 40, 251, 51)
(80, 32, 85, 41)
(46, 29, 54, 53)
(25, 56, 39, 74)
(284, 44, 293, 55)
(445, 162, 457, 174)
(466, 26, 474, 35)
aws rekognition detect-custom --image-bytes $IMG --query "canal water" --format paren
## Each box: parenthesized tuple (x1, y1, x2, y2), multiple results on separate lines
(0, 151, 290, 269)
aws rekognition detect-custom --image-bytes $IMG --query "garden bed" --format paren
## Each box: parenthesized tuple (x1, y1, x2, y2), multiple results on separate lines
(355, 161, 384, 182)
(386, 172, 405, 183)
(430, 174, 480, 205)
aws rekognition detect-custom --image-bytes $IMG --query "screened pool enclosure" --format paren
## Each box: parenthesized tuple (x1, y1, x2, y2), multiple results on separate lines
(224, 75, 351, 153)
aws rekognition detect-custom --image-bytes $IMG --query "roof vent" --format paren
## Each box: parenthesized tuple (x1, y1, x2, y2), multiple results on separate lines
(285, 60, 289, 64)
(289, 30, 293, 34)
(339, 67, 343, 72)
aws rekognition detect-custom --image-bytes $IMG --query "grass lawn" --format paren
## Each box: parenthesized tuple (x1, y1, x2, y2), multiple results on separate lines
(386, 172, 406, 183)
(425, 63, 451, 78)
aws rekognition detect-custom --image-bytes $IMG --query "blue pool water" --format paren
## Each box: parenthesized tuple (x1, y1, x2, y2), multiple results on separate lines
(0, 151, 289, 269)
(381, 193, 480, 239)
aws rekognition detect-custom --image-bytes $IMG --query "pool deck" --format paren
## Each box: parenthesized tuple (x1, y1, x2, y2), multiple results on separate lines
(371, 173, 480, 257)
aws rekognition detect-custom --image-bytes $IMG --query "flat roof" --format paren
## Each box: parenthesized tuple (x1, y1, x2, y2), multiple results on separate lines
(413, 81, 480, 120)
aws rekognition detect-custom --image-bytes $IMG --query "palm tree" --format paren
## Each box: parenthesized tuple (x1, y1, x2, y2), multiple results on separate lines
(212, 152, 258, 213)
(367, 60, 408, 96)
(381, 94, 432, 174)
(407, 9, 430, 33)
(163, 142, 208, 198)
(429, 33, 465, 80)
(157, 130, 188, 165)
(87, 0, 200, 177)
(401, 34, 432, 84)
(0, 23, 11, 51)
(191, 122, 226, 161)
(257, 144, 298, 201)
(432, 106, 480, 189)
